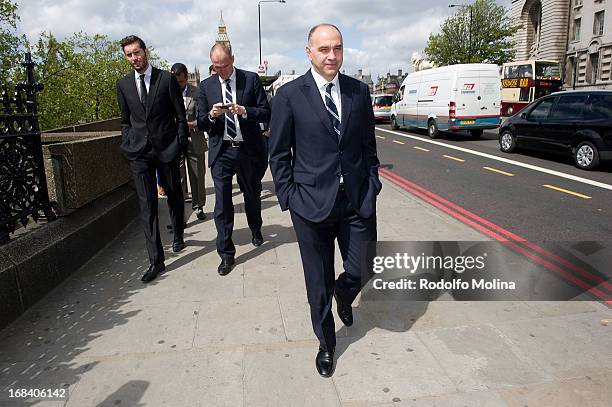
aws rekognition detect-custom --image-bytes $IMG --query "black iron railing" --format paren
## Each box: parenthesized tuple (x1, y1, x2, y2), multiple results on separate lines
(0, 53, 56, 244)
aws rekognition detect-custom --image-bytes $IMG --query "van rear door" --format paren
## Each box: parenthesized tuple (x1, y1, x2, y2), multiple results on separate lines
(454, 69, 481, 123)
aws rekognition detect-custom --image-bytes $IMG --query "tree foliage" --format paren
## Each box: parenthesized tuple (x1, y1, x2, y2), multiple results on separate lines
(32, 32, 132, 130)
(425, 0, 520, 66)
(0, 0, 23, 83)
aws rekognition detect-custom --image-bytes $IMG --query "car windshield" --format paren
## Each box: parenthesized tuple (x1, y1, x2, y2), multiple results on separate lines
(374, 96, 393, 106)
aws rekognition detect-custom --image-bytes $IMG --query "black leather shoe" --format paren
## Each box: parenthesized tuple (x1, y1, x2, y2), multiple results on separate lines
(334, 293, 353, 327)
(251, 229, 263, 247)
(217, 256, 235, 276)
(196, 208, 207, 220)
(172, 236, 186, 252)
(315, 348, 335, 377)
(141, 263, 165, 283)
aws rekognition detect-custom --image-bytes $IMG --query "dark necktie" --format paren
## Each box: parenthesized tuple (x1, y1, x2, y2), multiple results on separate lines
(325, 83, 340, 137)
(139, 74, 147, 106)
(224, 79, 237, 139)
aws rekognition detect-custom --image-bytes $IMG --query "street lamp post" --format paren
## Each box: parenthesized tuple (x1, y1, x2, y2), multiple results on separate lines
(449, 3, 473, 63)
(258, 0, 286, 68)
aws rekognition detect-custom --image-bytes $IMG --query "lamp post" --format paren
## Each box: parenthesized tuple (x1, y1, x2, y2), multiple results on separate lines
(449, 3, 473, 63)
(258, 0, 286, 68)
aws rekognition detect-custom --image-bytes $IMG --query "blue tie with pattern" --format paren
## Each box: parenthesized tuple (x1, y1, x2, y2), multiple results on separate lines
(224, 79, 237, 139)
(325, 82, 340, 137)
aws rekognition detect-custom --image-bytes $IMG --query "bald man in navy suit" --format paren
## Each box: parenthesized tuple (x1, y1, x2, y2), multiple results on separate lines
(269, 24, 381, 377)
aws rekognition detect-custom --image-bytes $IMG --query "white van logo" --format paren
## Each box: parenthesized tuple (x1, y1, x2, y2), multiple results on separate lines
(428, 86, 438, 96)
(461, 83, 476, 94)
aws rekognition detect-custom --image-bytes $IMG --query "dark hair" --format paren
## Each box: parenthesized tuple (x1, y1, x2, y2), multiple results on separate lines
(120, 35, 146, 52)
(210, 42, 232, 58)
(171, 63, 188, 77)
(208, 64, 215, 75)
(307, 23, 342, 44)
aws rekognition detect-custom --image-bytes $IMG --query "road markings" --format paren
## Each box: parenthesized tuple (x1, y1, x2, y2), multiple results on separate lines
(413, 146, 430, 152)
(376, 127, 612, 192)
(543, 185, 592, 199)
(392, 140, 405, 145)
(483, 167, 514, 177)
(443, 155, 465, 162)
(376, 135, 385, 139)
(379, 167, 611, 303)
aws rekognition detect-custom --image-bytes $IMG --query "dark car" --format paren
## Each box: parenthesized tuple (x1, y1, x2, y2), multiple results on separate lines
(498, 90, 612, 170)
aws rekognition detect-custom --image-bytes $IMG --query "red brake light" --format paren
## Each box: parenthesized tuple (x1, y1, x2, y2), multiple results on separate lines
(449, 101, 456, 119)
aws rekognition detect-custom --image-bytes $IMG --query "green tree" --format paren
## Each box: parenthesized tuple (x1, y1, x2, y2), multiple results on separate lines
(32, 32, 169, 129)
(0, 0, 23, 83)
(425, 0, 520, 66)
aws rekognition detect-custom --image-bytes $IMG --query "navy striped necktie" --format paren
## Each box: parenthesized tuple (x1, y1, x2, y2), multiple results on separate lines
(325, 82, 340, 137)
(224, 79, 237, 139)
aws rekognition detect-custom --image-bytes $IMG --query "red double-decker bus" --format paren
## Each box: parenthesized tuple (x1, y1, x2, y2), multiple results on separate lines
(501, 60, 563, 116)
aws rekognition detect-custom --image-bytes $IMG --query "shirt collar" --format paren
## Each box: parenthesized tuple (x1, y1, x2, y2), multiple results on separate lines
(218, 68, 236, 85)
(134, 63, 152, 80)
(311, 68, 339, 91)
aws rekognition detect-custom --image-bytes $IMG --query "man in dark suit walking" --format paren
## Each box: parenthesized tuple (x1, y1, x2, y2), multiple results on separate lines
(116, 35, 188, 283)
(197, 43, 270, 276)
(269, 24, 381, 377)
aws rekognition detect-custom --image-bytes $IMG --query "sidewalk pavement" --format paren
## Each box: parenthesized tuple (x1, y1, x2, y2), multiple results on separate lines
(0, 169, 610, 407)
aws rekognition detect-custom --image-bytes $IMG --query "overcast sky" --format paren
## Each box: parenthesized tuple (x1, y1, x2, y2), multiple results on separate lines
(14, 0, 512, 79)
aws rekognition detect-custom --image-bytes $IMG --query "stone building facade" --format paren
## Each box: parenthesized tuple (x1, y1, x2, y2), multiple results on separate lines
(566, 0, 612, 89)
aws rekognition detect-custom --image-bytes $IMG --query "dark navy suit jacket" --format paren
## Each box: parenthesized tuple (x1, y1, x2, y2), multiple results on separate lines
(196, 68, 270, 168)
(269, 70, 381, 223)
(116, 67, 188, 162)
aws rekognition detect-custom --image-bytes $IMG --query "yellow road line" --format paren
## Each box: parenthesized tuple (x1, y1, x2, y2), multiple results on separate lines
(392, 140, 405, 145)
(376, 135, 385, 139)
(443, 155, 465, 162)
(483, 167, 515, 177)
(543, 184, 591, 199)
(413, 146, 430, 152)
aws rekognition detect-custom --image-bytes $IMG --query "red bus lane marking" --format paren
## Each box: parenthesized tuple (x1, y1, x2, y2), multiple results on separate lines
(379, 168, 612, 303)
(380, 168, 610, 289)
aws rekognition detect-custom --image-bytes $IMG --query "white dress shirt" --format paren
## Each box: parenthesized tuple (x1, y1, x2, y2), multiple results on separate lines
(311, 68, 342, 122)
(219, 69, 244, 142)
(134, 63, 152, 100)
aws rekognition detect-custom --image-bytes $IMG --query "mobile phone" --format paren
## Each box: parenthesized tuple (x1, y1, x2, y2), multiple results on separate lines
(218, 104, 232, 110)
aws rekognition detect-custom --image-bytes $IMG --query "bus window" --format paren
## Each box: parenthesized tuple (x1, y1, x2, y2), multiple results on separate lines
(519, 88, 530, 102)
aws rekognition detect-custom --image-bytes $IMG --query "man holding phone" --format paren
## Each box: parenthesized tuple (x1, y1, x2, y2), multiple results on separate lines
(197, 43, 270, 275)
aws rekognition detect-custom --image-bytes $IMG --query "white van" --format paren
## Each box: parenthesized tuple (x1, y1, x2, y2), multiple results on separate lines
(390, 64, 501, 138)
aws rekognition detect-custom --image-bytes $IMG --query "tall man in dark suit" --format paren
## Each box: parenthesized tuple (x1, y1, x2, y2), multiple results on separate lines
(269, 24, 381, 377)
(197, 43, 270, 276)
(171, 63, 208, 221)
(116, 35, 188, 283)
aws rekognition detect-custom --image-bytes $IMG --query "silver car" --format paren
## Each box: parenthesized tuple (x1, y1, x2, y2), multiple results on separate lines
(372, 94, 393, 122)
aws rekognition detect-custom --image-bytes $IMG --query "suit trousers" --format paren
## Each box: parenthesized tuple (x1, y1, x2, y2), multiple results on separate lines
(130, 147, 184, 265)
(290, 186, 377, 352)
(180, 136, 207, 209)
(211, 142, 263, 258)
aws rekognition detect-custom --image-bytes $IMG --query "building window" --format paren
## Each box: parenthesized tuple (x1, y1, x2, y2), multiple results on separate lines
(573, 18, 582, 41)
(589, 52, 600, 83)
(574, 0, 583, 6)
(594, 11, 605, 36)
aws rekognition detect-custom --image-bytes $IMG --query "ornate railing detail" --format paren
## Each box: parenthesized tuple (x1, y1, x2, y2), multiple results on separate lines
(0, 53, 56, 244)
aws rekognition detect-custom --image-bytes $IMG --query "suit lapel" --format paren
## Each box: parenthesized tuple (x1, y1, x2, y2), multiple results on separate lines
(300, 71, 337, 141)
(339, 74, 353, 143)
(235, 69, 245, 105)
(146, 67, 161, 117)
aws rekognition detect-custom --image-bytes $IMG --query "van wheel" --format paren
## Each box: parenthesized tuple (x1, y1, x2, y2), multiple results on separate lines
(391, 115, 399, 130)
(427, 119, 439, 139)
(499, 130, 516, 153)
(470, 129, 483, 139)
(574, 141, 600, 170)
